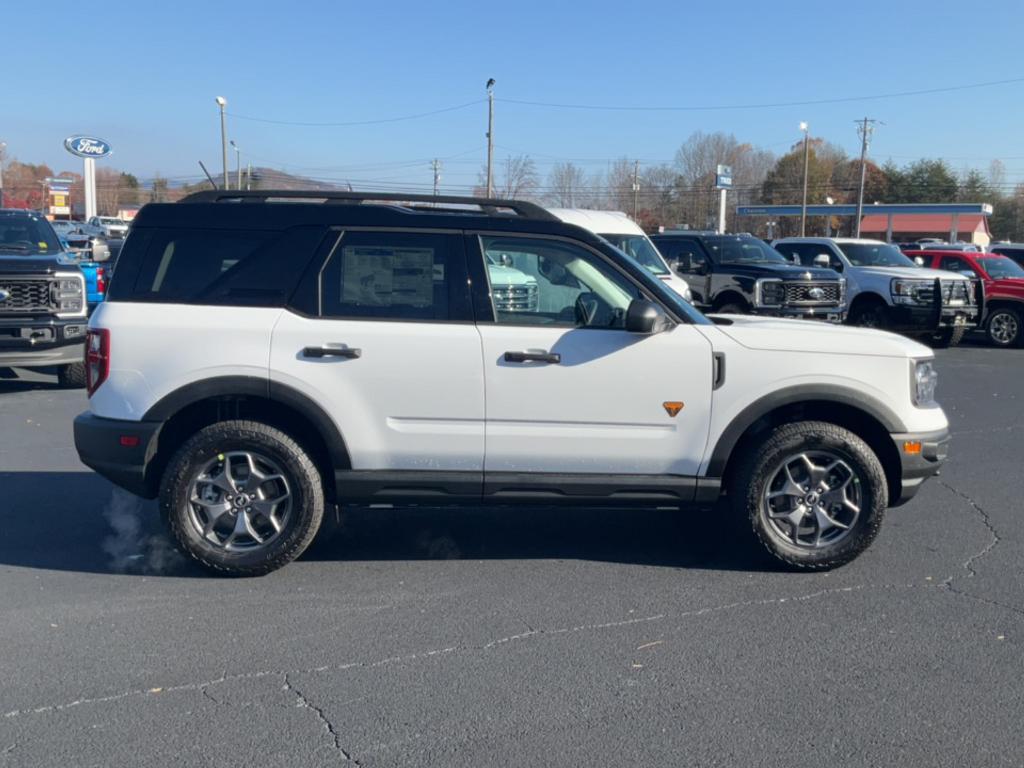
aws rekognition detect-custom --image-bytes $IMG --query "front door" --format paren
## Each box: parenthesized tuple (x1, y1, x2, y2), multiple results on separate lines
(473, 233, 714, 479)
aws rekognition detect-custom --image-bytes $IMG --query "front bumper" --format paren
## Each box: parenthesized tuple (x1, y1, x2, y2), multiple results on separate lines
(0, 317, 88, 368)
(74, 413, 163, 498)
(888, 304, 980, 332)
(754, 306, 846, 323)
(889, 427, 950, 506)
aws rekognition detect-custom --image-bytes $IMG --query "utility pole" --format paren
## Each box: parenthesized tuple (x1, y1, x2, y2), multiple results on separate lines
(799, 122, 810, 236)
(0, 141, 6, 208)
(485, 78, 495, 198)
(246, 161, 252, 191)
(215, 96, 229, 189)
(431, 158, 442, 196)
(854, 117, 878, 238)
(632, 160, 640, 220)
(230, 140, 242, 191)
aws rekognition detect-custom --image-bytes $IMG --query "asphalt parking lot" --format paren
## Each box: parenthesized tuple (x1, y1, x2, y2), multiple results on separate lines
(1, 339, 1022, 768)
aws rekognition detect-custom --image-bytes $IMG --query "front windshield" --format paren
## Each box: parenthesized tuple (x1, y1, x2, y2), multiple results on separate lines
(599, 233, 669, 275)
(98, 217, 123, 225)
(0, 214, 62, 255)
(978, 256, 1024, 280)
(703, 235, 788, 265)
(837, 242, 915, 268)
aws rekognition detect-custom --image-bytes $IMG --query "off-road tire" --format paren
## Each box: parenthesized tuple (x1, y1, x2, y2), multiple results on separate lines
(161, 420, 325, 576)
(57, 361, 87, 388)
(731, 421, 888, 570)
(715, 302, 747, 315)
(929, 324, 967, 349)
(849, 300, 888, 330)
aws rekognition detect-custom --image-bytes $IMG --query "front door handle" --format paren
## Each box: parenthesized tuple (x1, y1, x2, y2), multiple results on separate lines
(504, 350, 561, 364)
(303, 345, 361, 359)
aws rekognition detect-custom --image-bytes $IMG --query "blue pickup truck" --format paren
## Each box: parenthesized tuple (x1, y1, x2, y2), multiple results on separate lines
(0, 209, 109, 386)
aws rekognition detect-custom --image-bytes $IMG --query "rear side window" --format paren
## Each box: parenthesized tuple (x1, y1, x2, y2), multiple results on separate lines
(318, 231, 470, 321)
(111, 226, 327, 305)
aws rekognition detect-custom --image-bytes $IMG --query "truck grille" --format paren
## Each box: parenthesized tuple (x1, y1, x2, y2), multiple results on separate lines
(941, 280, 971, 306)
(493, 283, 539, 312)
(783, 282, 841, 306)
(0, 278, 55, 314)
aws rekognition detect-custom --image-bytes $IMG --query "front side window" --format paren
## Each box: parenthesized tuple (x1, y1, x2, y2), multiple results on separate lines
(837, 243, 916, 268)
(482, 235, 641, 328)
(320, 231, 460, 321)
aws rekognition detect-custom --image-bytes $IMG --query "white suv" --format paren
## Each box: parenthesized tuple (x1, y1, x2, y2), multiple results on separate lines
(74, 191, 950, 576)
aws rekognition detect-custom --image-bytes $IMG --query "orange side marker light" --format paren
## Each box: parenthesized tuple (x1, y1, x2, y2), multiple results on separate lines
(663, 402, 684, 418)
(903, 441, 922, 455)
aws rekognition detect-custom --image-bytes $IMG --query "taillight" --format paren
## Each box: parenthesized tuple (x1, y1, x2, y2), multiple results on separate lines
(96, 267, 107, 295)
(85, 328, 110, 397)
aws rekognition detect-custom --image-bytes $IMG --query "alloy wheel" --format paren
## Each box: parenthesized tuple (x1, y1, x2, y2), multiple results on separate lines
(989, 311, 1019, 345)
(186, 451, 293, 551)
(763, 451, 863, 548)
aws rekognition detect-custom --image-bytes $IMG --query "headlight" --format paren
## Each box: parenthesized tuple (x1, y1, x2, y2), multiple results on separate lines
(891, 278, 932, 305)
(53, 272, 86, 318)
(911, 359, 938, 407)
(682, 285, 693, 302)
(838, 277, 847, 305)
(756, 279, 785, 307)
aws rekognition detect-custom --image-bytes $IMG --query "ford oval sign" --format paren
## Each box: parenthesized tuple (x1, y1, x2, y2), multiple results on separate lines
(64, 136, 113, 159)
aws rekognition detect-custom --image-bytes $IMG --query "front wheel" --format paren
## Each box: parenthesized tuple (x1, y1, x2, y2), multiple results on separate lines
(987, 308, 1021, 347)
(849, 301, 888, 330)
(161, 420, 325, 576)
(57, 361, 87, 388)
(731, 421, 888, 570)
(715, 302, 747, 315)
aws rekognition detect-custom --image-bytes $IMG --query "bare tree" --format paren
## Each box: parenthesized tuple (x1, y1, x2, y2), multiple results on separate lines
(475, 155, 539, 199)
(547, 162, 588, 207)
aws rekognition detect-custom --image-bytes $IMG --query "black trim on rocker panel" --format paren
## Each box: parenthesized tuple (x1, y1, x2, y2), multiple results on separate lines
(335, 471, 483, 502)
(484, 473, 697, 505)
(705, 385, 907, 477)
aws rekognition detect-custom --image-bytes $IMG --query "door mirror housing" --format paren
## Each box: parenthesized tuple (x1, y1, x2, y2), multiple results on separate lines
(625, 299, 673, 335)
(689, 259, 708, 276)
(814, 254, 832, 268)
(913, 256, 926, 267)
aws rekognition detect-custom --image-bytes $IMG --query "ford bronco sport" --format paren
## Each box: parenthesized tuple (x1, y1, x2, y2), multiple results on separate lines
(74, 191, 949, 576)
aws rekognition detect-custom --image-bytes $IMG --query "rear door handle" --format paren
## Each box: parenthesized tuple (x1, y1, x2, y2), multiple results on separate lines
(504, 350, 560, 364)
(303, 345, 361, 359)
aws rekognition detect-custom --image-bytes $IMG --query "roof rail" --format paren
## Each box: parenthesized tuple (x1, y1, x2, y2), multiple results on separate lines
(177, 189, 557, 221)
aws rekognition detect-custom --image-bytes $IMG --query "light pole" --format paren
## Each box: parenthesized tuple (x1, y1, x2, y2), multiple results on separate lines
(485, 78, 495, 198)
(799, 121, 810, 237)
(215, 96, 228, 190)
(230, 140, 242, 190)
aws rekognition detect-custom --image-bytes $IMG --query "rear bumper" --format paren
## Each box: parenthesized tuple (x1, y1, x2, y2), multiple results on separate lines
(889, 427, 950, 506)
(74, 412, 163, 498)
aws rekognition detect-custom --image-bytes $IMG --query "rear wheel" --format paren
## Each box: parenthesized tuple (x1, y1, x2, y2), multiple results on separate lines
(987, 308, 1021, 347)
(161, 420, 325, 576)
(849, 299, 888, 330)
(731, 421, 888, 570)
(57, 362, 87, 388)
(929, 324, 967, 349)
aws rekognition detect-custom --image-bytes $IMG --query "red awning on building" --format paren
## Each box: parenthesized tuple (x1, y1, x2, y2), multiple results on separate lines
(860, 213, 988, 234)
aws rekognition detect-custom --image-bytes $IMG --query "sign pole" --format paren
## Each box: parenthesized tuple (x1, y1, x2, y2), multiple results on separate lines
(84, 158, 96, 220)
(718, 189, 727, 235)
(715, 164, 732, 235)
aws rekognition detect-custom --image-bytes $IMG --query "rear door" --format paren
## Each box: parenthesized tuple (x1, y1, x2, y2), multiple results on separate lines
(270, 229, 485, 480)
(471, 232, 713, 480)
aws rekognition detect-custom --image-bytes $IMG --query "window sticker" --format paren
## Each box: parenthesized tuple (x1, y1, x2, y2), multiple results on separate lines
(341, 246, 434, 307)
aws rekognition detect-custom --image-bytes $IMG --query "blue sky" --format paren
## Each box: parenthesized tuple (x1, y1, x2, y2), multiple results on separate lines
(5, 0, 1024, 191)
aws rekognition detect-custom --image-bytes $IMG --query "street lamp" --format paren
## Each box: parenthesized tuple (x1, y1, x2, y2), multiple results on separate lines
(799, 121, 810, 237)
(825, 196, 834, 237)
(230, 140, 242, 191)
(215, 96, 228, 190)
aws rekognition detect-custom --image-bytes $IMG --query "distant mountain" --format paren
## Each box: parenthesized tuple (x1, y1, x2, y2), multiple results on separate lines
(247, 167, 349, 191)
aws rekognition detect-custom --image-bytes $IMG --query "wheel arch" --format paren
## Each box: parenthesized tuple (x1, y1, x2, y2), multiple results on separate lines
(710, 386, 905, 506)
(143, 376, 350, 500)
(712, 290, 750, 312)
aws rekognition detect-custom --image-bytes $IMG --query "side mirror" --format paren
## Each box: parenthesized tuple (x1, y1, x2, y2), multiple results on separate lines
(788, 254, 801, 265)
(814, 254, 831, 268)
(625, 299, 673, 335)
(691, 260, 708, 276)
(960, 270, 975, 279)
(913, 256, 925, 267)
(90, 239, 111, 262)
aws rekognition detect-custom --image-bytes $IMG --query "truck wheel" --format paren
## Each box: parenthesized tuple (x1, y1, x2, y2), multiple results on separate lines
(929, 325, 967, 349)
(987, 308, 1021, 347)
(731, 421, 888, 570)
(715, 302, 747, 315)
(160, 420, 325, 576)
(849, 300, 887, 330)
(57, 362, 87, 388)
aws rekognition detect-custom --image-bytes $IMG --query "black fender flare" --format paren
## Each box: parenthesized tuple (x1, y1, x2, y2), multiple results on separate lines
(143, 375, 351, 470)
(705, 384, 907, 477)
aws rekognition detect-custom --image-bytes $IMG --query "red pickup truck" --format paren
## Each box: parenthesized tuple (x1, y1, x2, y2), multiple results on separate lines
(907, 250, 1024, 347)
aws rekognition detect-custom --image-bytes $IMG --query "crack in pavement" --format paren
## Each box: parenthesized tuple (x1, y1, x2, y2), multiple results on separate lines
(283, 673, 357, 764)
(1, 582, 930, 722)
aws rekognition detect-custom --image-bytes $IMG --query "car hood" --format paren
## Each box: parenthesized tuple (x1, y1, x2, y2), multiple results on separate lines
(724, 262, 839, 280)
(708, 314, 932, 358)
(0, 253, 79, 273)
(853, 265, 968, 281)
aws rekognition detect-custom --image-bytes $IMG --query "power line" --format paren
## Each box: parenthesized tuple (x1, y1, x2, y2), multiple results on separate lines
(227, 99, 485, 127)
(498, 76, 1024, 112)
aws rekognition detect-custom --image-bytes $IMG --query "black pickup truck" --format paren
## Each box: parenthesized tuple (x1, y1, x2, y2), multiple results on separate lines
(651, 231, 847, 322)
(1, 210, 89, 386)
